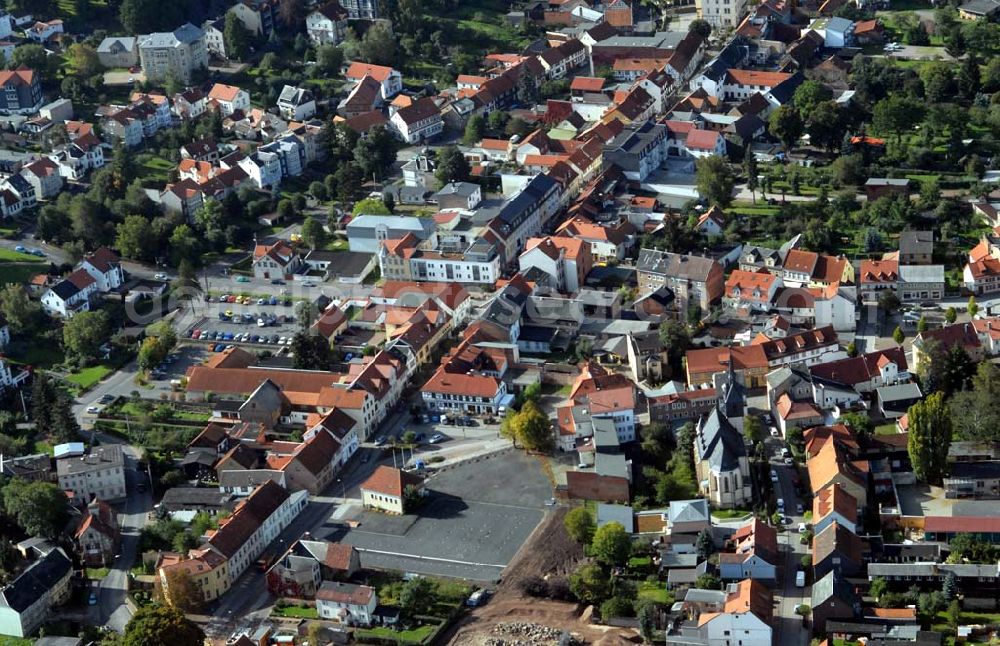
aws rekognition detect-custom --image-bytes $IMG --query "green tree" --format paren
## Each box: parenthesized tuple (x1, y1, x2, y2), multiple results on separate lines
(792, 80, 833, 120)
(945, 307, 957, 324)
(696, 573, 722, 590)
(1, 479, 69, 539)
(957, 55, 981, 100)
(169, 224, 200, 266)
(744, 146, 759, 203)
(564, 507, 596, 544)
(947, 599, 961, 630)
(63, 310, 110, 362)
(335, 162, 363, 201)
(434, 145, 471, 186)
(840, 412, 875, 439)
(463, 114, 486, 146)
(907, 392, 952, 484)
(290, 332, 333, 370)
(969, 296, 979, 318)
(696, 528, 714, 561)
(695, 155, 735, 207)
(917, 315, 928, 333)
(590, 521, 631, 568)
(359, 22, 397, 66)
(352, 125, 397, 180)
(352, 197, 390, 216)
(950, 362, 1000, 441)
(743, 414, 763, 444)
(301, 217, 328, 249)
(872, 95, 925, 141)
(870, 576, 888, 602)
(806, 101, 846, 152)
(768, 105, 804, 151)
(600, 596, 634, 619)
(317, 44, 344, 75)
(11, 44, 55, 77)
(68, 43, 102, 77)
(943, 571, 957, 601)
(569, 563, 610, 605)
(224, 12, 253, 61)
(689, 18, 712, 37)
(398, 577, 434, 619)
(138, 337, 168, 372)
(122, 604, 204, 646)
(636, 599, 660, 641)
(488, 110, 510, 133)
(0, 284, 41, 334)
(510, 400, 554, 452)
(116, 215, 156, 261)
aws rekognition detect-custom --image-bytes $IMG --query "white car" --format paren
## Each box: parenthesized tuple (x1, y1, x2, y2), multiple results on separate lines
(154, 273, 169, 280)
(798, 522, 808, 533)
(776, 498, 784, 509)
(278, 336, 287, 346)
(769, 426, 780, 437)
(86, 405, 100, 414)
(770, 470, 779, 482)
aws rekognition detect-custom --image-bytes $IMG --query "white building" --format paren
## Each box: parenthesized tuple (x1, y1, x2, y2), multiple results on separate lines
(316, 582, 377, 626)
(80, 247, 125, 292)
(238, 150, 283, 189)
(56, 445, 127, 503)
(0, 542, 72, 638)
(138, 23, 208, 83)
(695, 0, 748, 28)
(41, 269, 98, 317)
(207, 83, 251, 117)
(277, 85, 317, 121)
(389, 97, 443, 144)
(202, 18, 227, 59)
(306, 2, 348, 45)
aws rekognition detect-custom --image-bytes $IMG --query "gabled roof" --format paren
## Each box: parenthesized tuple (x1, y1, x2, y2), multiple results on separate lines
(208, 83, 245, 103)
(813, 483, 858, 526)
(813, 521, 863, 567)
(360, 465, 423, 497)
(207, 480, 290, 558)
(346, 62, 396, 82)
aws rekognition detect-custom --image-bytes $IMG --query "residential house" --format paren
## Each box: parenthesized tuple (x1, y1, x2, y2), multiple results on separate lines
(813, 483, 859, 534)
(0, 542, 72, 638)
(720, 518, 778, 581)
(667, 499, 711, 535)
(19, 158, 62, 199)
(228, 0, 279, 37)
(809, 347, 908, 394)
(604, 120, 667, 182)
(202, 18, 227, 59)
(56, 445, 126, 503)
(0, 68, 42, 114)
(316, 582, 377, 626)
(636, 248, 724, 313)
(266, 540, 360, 598)
(389, 97, 443, 144)
(24, 19, 62, 42)
(138, 23, 208, 83)
(80, 247, 125, 292)
(345, 62, 402, 100)
(959, 0, 1000, 18)
(695, 0, 747, 28)
(667, 579, 772, 646)
(341, 0, 379, 19)
(306, 2, 349, 45)
(208, 83, 251, 117)
(73, 499, 120, 567)
(876, 382, 923, 420)
(40, 269, 99, 317)
(434, 182, 481, 210)
(858, 259, 899, 303)
(555, 217, 633, 262)
(96, 37, 138, 68)
(277, 85, 317, 121)
(811, 571, 859, 634)
(360, 465, 425, 514)
(813, 521, 864, 579)
(865, 177, 912, 201)
(899, 230, 934, 265)
(723, 269, 781, 311)
(519, 236, 593, 293)
(807, 434, 868, 510)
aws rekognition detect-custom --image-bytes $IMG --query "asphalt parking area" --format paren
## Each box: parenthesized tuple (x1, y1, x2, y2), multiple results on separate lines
(329, 450, 552, 582)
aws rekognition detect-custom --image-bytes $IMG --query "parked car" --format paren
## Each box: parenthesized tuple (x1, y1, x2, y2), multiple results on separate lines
(373, 436, 387, 446)
(14, 245, 25, 252)
(428, 433, 445, 444)
(770, 470, 778, 482)
(86, 405, 100, 414)
(769, 427, 780, 437)
(235, 276, 250, 283)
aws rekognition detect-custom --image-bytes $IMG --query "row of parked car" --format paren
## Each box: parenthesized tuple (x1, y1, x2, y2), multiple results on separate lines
(219, 311, 291, 327)
(211, 293, 293, 307)
(191, 328, 293, 347)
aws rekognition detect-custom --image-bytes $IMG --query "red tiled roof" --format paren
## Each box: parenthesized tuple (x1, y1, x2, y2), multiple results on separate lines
(360, 465, 423, 497)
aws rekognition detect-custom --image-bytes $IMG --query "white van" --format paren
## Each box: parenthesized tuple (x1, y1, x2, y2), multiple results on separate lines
(795, 571, 806, 587)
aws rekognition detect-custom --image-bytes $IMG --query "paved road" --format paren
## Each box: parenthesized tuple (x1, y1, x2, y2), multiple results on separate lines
(765, 434, 809, 646)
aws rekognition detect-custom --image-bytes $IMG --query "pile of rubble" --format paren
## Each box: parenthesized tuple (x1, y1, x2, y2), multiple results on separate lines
(483, 622, 582, 645)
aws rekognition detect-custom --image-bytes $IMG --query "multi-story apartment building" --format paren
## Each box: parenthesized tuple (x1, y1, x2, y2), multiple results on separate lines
(138, 23, 208, 83)
(636, 248, 725, 313)
(0, 542, 72, 638)
(56, 445, 126, 503)
(0, 68, 43, 115)
(696, 0, 748, 29)
(341, 0, 379, 19)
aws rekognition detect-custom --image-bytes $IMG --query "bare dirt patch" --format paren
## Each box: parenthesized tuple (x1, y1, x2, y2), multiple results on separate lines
(447, 507, 641, 645)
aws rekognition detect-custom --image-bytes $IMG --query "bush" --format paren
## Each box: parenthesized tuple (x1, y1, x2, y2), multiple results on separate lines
(547, 577, 571, 601)
(520, 575, 548, 598)
(600, 596, 634, 619)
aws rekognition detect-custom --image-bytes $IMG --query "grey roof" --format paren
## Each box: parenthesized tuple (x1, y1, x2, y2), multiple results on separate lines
(96, 36, 136, 53)
(160, 487, 235, 511)
(139, 23, 204, 48)
(579, 318, 653, 337)
(637, 248, 718, 283)
(876, 382, 922, 402)
(661, 552, 699, 568)
(899, 230, 934, 256)
(812, 570, 857, 608)
(606, 121, 668, 172)
(668, 499, 710, 525)
(597, 503, 634, 530)
(595, 452, 629, 478)
(667, 561, 709, 584)
(683, 588, 727, 604)
(823, 16, 854, 32)
(865, 178, 911, 187)
(598, 31, 686, 49)
(433, 182, 479, 199)
(278, 85, 314, 106)
(947, 461, 1000, 480)
(959, 0, 1000, 14)
(56, 444, 123, 476)
(696, 408, 746, 472)
(767, 73, 805, 105)
(218, 469, 283, 489)
(346, 214, 436, 238)
(697, 36, 750, 83)
(898, 264, 944, 283)
(0, 547, 71, 613)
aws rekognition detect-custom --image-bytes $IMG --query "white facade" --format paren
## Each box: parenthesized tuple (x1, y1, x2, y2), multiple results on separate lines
(698, 610, 772, 646)
(695, 0, 748, 27)
(408, 255, 500, 284)
(56, 446, 127, 502)
(238, 151, 283, 189)
(306, 9, 347, 45)
(389, 109, 443, 144)
(223, 489, 308, 585)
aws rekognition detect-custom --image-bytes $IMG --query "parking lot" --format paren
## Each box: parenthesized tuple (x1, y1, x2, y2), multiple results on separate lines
(182, 300, 302, 351)
(327, 450, 551, 582)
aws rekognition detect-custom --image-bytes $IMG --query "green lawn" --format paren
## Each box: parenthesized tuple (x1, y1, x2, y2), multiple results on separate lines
(272, 604, 318, 618)
(115, 401, 210, 422)
(65, 364, 113, 391)
(354, 624, 438, 644)
(712, 508, 752, 519)
(9, 344, 65, 368)
(135, 154, 175, 187)
(0, 637, 34, 646)
(0, 249, 42, 262)
(874, 423, 899, 435)
(638, 580, 671, 604)
(86, 567, 110, 579)
(0, 264, 42, 286)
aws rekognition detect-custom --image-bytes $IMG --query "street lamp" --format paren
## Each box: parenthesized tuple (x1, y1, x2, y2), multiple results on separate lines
(337, 477, 345, 500)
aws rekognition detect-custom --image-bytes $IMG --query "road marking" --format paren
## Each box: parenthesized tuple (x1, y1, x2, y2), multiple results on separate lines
(356, 547, 506, 569)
